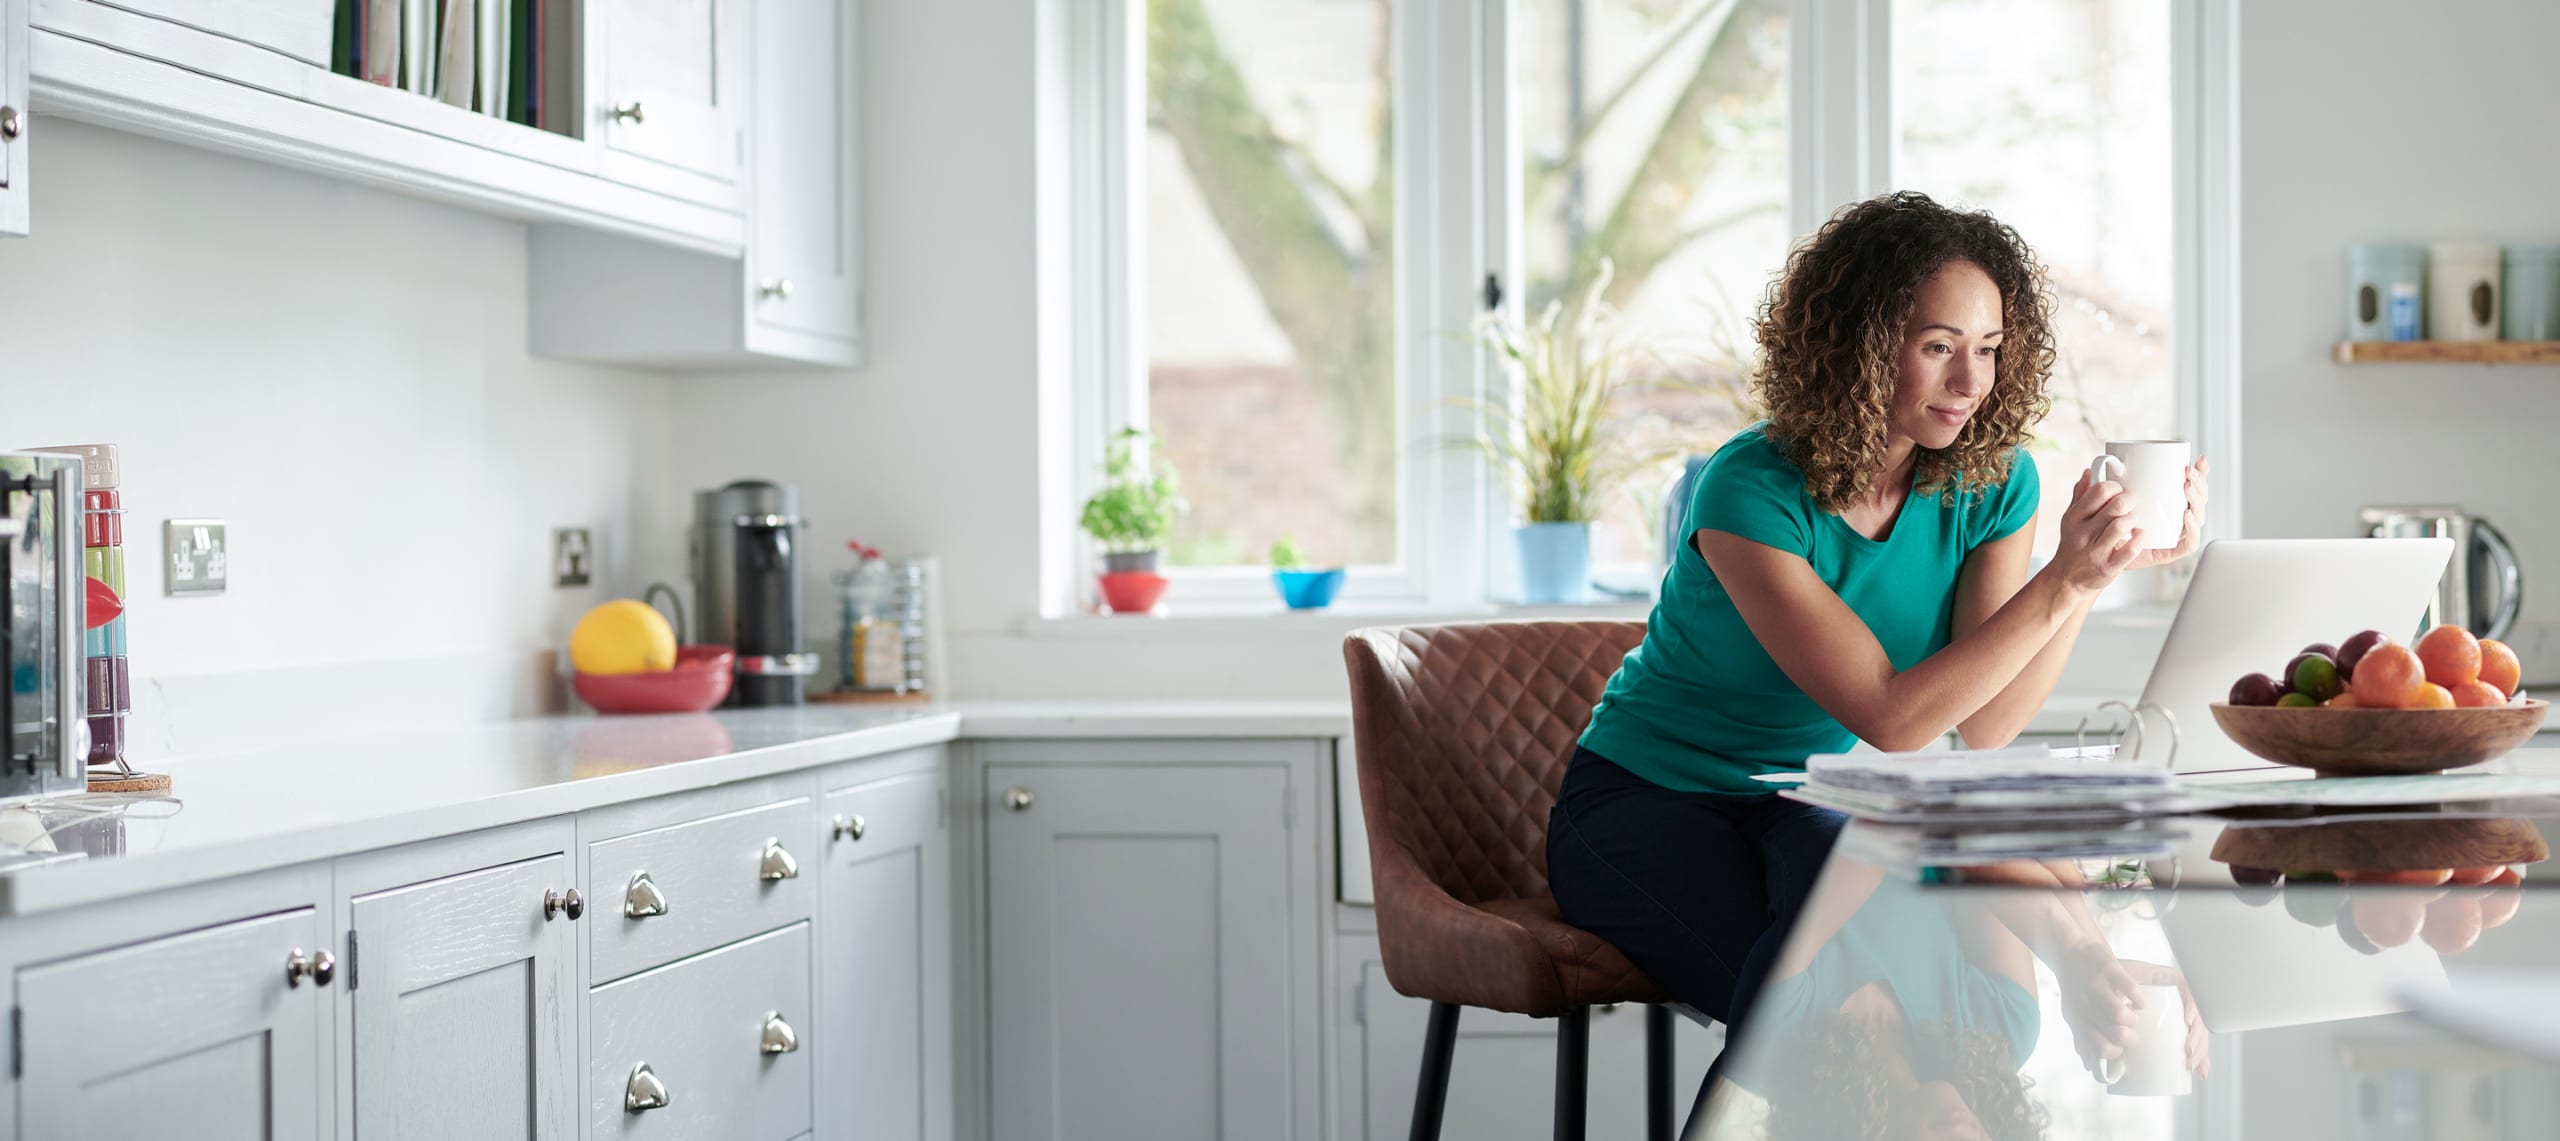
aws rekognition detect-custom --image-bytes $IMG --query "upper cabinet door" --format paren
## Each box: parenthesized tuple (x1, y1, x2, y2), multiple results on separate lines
(17, 908, 332, 1141)
(747, 0, 859, 353)
(2, 0, 27, 236)
(600, 0, 747, 187)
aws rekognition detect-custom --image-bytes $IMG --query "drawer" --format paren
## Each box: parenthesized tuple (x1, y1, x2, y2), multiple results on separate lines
(589, 796, 815, 983)
(592, 923, 812, 1141)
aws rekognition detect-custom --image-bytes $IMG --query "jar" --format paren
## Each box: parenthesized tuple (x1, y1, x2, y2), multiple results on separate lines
(2428, 242, 2502, 341)
(2345, 243, 2424, 342)
(835, 550, 903, 691)
(2504, 244, 2560, 341)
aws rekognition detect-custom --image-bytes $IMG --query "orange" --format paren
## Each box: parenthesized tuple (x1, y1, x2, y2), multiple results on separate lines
(2352, 644, 2426, 709)
(2480, 638, 2522, 698)
(2411, 682, 2456, 709)
(2324, 690, 2359, 709)
(2415, 625, 2482, 688)
(2451, 680, 2506, 709)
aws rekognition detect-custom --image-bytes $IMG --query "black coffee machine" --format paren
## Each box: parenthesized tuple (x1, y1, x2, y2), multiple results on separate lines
(691, 480, 817, 706)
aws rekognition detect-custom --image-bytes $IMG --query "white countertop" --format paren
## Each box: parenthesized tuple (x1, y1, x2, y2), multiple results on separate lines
(0, 700, 1356, 918)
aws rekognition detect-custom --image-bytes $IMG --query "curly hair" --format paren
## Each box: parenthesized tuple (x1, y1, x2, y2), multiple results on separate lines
(1762, 1014, 2051, 1141)
(1752, 190, 2056, 513)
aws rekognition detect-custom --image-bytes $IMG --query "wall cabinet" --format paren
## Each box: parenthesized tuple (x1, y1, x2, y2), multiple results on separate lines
(2, 0, 26, 236)
(984, 758, 1308, 1141)
(597, 0, 747, 191)
(528, 0, 861, 368)
(818, 766, 949, 1141)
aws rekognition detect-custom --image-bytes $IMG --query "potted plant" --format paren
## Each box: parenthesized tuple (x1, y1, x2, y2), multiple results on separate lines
(1464, 260, 1680, 603)
(1079, 427, 1185, 614)
(1267, 535, 1345, 610)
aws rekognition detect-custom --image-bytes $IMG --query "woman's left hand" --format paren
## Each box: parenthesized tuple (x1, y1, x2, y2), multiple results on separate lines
(2125, 456, 2211, 571)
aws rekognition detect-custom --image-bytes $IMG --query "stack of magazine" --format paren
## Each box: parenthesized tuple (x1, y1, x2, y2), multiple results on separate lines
(331, 0, 575, 131)
(1776, 746, 2187, 823)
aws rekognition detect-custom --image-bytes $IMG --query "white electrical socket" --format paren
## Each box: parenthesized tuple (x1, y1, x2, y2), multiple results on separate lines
(165, 519, 228, 596)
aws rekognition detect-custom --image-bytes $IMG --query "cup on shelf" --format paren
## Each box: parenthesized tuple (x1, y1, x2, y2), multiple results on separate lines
(2346, 243, 2424, 342)
(2503, 244, 2560, 342)
(2429, 242, 2502, 342)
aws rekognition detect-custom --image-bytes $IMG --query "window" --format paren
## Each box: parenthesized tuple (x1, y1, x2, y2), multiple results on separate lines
(1064, 0, 2235, 613)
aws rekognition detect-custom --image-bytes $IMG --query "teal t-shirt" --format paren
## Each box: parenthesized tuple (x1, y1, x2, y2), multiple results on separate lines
(1579, 424, 2040, 794)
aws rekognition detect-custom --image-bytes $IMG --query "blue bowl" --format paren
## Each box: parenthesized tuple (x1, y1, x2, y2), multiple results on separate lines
(1272, 568, 1346, 609)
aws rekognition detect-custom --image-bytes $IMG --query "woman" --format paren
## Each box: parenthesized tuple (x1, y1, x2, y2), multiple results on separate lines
(1546, 191, 2210, 1039)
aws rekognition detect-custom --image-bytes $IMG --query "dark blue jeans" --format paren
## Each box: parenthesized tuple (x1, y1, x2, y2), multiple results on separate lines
(1546, 746, 1845, 1036)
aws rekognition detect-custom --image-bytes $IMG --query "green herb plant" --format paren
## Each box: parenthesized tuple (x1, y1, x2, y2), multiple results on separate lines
(1268, 535, 1306, 570)
(1079, 428, 1186, 553)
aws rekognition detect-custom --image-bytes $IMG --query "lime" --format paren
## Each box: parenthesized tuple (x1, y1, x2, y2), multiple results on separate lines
(2288, 653, 2343, 702)
(2276, 692, 2318, 708)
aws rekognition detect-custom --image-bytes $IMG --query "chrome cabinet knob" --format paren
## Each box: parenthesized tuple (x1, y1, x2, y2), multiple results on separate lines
(624, 1062, 670, 1113)
(831, 813, 866, 842)
(760, 1012, 799, 1055)
(285, 948, 313, 988)
(311, 949, 337, 987)
(759, 839, 799, 882)
(1005, 787, 1035, 812)
(758, 279, 794, 301)
(624, 871, 669, 918)
(612, 101, 646, 125)
(0, 107, 19, 141)
(544, 887, 585, 921)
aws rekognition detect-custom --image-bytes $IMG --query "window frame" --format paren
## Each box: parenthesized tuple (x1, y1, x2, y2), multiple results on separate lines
(1058, 0, 2240, 616)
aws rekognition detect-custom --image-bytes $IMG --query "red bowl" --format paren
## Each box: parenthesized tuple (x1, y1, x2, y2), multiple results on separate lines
(1098, 571, 1169, 615)
(574, 645, 735, 714)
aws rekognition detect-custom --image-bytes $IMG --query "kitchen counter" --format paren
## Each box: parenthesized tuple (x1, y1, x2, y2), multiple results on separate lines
(0, 700, 1353, 918)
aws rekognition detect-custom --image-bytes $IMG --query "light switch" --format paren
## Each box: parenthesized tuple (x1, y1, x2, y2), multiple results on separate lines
(165, 519, 228, 596)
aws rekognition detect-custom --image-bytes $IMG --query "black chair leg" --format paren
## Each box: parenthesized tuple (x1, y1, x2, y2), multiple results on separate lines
(1646, 1004, 1674, 1141)
(1409, 1001, 1461, 1141)
(1553, 1005, 1590, 1141)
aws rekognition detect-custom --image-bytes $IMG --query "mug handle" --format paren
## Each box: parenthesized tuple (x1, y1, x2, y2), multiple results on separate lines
(2087, 454, 2126, 489)
(2097, 1056, 2127, 1085)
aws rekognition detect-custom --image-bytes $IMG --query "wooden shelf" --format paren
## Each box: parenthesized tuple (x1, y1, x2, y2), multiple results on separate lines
(2333, 340, 2560, 364)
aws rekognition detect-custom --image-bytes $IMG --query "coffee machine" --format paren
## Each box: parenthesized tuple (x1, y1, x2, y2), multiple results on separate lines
(1, 451, 92, 804)
(2361, 506, 2523, 640)
(691, 480, 818, 706)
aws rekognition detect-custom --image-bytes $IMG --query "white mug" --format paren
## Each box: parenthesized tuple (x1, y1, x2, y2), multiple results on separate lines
(2086, 440, 2190, 551)
(2096, 983, 2193, 1097)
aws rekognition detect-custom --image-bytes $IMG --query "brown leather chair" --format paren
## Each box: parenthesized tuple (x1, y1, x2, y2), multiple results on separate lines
(1344, 620, 1693, 1141)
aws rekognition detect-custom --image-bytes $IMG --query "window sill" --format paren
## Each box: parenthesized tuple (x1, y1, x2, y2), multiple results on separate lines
(1020, 599, 1654, 639)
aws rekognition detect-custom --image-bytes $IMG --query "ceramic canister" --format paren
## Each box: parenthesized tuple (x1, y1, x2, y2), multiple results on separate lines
(2346, 244, 2426, 342)
(2429, 242, 2502, 341)
(2504, 244, 2560, 342)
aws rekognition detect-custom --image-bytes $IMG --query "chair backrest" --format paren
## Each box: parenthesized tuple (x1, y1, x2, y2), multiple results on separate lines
(1343, 621, 1645, 906)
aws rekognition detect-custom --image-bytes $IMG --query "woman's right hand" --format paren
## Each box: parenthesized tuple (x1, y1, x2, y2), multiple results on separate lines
(2050, 471, 2143, 596)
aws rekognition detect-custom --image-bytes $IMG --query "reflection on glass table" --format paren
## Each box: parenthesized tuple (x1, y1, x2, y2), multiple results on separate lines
(1694, 813, 2560, 1140)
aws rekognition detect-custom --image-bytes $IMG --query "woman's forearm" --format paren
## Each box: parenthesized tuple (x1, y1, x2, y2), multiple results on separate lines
(1871, 567, 2098, 749)
(1958, 580, 2099, 747)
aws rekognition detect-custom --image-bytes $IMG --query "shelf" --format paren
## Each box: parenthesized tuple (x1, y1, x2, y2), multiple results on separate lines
(2333, 341, 2560, 364)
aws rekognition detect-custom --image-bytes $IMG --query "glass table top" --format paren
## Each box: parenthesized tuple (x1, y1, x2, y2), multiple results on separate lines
(1697, 808, 2560, 1140)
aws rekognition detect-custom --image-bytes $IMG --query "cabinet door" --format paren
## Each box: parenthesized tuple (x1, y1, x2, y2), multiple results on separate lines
(600, 0, 747, 185)
(987, 764, 1293, 1141)
(746, 0, 858, 351)
(18, 908, 331, 1141)
(817, 770, 948, 1141)
(348, 854, 576, 1141)
(2, 0, 26, 236)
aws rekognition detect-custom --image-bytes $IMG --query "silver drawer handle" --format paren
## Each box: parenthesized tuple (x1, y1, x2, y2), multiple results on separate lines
(624, 871, 669, 919)
(758, 279, 794, 301)
(0, 107, 20, 141)
(760, 1011, 799, 1055)
(624, 1062, 670, 1113)
(759, 838, 799, 882)
(832, 813, 866, 842)
(612, 101, 646, 125)
(285, 948, 312, 988)
(1005, 787, 1035, 812)
(543, 887, 585, 921)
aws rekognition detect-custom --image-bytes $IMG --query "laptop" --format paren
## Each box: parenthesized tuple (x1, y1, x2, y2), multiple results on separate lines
(2128, 538, 2454, 774)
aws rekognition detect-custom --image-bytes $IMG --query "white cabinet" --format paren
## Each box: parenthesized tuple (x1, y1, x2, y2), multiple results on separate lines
(596, 0, 747, 191)
(16, 907, 332, 1141)
(2, 0, 25, 236)
(984, 759, 1306, 1141)
(588, 922, 812, 1141)
(528, 0, 861, 368)
(817, 765, 948, 1141)
(337, 821, 579, 1141)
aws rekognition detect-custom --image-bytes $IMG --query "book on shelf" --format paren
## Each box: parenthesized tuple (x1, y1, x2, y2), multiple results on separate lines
(332, 0, 552, 129)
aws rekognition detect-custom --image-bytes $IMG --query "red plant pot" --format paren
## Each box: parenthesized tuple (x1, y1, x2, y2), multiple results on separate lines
(574, 644, 736, 714)
(1097, 571, 1169, 615)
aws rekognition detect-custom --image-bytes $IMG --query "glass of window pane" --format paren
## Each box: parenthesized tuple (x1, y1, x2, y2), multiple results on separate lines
(1893, 0, 2175, 571)
(1515, 0, 1790, 590)
(1145, 0, 1397, 569)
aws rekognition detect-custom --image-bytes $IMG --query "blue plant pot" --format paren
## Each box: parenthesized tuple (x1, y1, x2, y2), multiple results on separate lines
(1515, 522, 1592, 604)
(1272, 568, 1346, 610)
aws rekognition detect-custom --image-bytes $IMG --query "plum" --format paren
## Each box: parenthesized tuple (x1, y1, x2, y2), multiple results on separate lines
(2336, 630, 2390, 681)
(2228, 673, 2286, 707)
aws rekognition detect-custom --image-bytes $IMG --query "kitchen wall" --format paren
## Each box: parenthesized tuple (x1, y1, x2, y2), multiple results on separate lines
(2240, 0, 2560, 680)
(674, 0, 2560, 702)
(0, 121, 678, 755)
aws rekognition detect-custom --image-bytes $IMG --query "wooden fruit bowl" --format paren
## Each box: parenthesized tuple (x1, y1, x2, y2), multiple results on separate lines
(2209, 699, 2548, 776)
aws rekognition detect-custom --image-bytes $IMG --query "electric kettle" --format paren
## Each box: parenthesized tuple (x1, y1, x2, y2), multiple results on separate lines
(2360, 506, 2522, 640)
